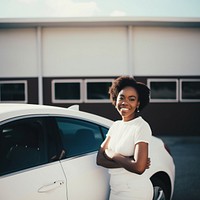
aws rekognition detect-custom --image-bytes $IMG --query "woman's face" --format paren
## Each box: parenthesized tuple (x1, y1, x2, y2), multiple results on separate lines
(116, 86, 140, 121)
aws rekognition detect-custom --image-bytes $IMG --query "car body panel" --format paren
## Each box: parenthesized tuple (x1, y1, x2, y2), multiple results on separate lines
(0, 163, 67, 200)
(60, 154, 110, 200)
(148, 137, 175, 198)
(0, 104, 175, 200)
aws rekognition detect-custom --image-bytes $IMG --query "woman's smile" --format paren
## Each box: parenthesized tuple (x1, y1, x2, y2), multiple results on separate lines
(120, 107, 129, 111)
(116, 86, 140, 121)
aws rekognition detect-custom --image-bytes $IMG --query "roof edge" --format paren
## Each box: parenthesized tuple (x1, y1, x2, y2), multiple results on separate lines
(1, 16, 200, 28)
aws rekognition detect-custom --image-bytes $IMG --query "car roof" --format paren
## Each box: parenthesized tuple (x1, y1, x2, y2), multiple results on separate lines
(0, 103, 66, 113)
(0, 103, 113, 127)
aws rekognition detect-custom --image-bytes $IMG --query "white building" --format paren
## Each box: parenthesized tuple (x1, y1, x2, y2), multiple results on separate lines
(0, 17, 200, 135)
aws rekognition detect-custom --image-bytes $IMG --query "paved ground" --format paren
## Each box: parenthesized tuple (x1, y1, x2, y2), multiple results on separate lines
(160, 136, 200, 200)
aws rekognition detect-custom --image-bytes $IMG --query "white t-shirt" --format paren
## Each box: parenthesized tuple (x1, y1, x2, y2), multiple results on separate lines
(107, 116, 152, 175)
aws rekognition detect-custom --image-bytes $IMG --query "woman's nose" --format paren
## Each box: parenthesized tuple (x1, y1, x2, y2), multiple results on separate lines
(122, 100, 128, 105)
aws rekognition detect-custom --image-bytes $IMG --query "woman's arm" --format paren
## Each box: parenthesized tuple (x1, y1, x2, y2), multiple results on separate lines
(96, 136, 121, 168)
(112, 142, 150, 174)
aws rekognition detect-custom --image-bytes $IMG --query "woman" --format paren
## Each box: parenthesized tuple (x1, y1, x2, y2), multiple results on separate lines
(96, 76, 153, 200)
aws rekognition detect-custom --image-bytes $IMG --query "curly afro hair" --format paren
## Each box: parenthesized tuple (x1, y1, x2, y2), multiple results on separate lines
(109, 76, 150, 111)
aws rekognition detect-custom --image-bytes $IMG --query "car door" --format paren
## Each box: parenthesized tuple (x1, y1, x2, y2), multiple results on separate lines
(55, 117, 110, 200)
(0, 117, 67, 200)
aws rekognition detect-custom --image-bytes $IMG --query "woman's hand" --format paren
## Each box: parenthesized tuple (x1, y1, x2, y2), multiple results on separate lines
(146, 157, 151, 169)
(109, 142, 150, 174)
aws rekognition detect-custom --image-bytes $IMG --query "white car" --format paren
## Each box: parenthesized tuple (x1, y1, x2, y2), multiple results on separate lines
(0, 104, 175, 200)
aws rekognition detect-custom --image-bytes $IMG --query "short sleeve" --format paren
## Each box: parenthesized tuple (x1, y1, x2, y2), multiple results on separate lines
(106, 121, 118, 137)
(135, 122, 152, 144)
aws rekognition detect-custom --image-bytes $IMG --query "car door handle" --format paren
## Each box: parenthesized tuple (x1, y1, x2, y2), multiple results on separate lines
(38, 180, 64, 193)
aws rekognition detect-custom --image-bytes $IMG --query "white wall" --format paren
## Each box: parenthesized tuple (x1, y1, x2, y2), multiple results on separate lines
(0, 28, 38, 77)
(0, 26, 200, 78)
(42, 27, 128, 77)
(132, 27, 200, 76)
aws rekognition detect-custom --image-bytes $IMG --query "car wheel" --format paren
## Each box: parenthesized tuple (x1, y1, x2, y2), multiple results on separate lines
(152, 178, 170, 200)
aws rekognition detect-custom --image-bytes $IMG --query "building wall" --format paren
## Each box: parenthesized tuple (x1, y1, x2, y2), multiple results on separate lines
(0, 24, 200, 135)
(132, 27, 200, 76)
(1, 26, 200, 77)
(0, 28, 38, 77)
(42, 27, 128, 77)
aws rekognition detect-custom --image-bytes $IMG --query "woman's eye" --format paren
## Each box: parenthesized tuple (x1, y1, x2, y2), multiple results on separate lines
(129, 97, 136, 101)
(117, 96, 124, 101)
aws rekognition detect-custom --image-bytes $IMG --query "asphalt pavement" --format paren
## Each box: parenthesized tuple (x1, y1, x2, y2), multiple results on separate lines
(159, 136, 200, 200)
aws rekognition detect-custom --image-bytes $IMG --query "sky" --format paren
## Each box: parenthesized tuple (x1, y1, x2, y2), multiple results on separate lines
(0, 0, 200, 18)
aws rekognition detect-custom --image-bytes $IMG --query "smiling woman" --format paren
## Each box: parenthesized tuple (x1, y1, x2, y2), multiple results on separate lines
(96, 76, 154, 200)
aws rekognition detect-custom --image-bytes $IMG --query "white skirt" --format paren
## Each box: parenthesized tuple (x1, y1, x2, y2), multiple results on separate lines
(109, 173, 153, 200)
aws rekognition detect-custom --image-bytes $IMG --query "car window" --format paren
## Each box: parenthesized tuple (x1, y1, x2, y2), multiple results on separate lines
(55, 117, 104, 158)
(0, 117, 57, 176)
(101, 127, 109, 138)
